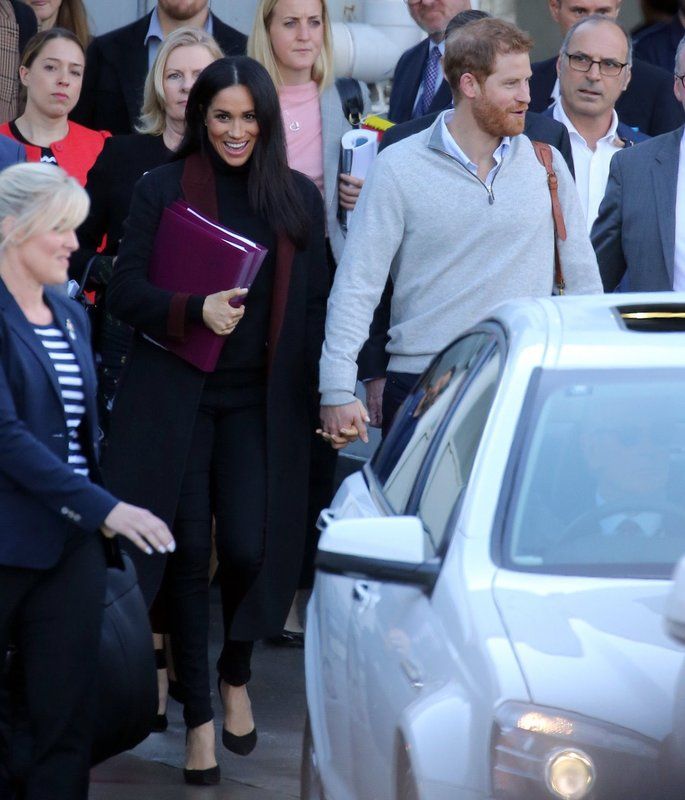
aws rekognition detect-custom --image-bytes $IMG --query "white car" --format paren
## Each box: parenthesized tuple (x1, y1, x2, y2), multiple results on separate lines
(303, 294, 685, 800)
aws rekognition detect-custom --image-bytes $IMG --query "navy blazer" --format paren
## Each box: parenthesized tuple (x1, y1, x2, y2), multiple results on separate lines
(388, 38, 452, 124)
(0, 281, 117, 570)
(72, 12, 247, 135)
(0, 133, 25, 170)
(529, 56, 684, 138)
(541, 105, 650, 146)
(591, 125, 683, 292)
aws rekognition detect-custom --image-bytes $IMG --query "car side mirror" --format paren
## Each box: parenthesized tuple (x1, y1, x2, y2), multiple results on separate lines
(315, 516, 438, 592)
(665, 556, 685, 644)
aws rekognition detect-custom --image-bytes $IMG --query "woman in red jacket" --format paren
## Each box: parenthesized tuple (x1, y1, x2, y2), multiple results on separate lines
(0, 28, 109, 186)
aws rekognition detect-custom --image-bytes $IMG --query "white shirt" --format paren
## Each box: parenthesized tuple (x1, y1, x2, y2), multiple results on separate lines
(412, 40, 446, 116)
(673, 130, 685, 290)
(553, 100, 622, 232)
(439, 109, 510, 189)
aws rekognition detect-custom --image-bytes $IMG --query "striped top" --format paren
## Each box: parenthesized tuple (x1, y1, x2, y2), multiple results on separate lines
(33, 324, 89, 478)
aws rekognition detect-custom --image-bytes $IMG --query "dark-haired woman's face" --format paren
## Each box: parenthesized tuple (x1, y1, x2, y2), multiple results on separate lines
(205, 84, 260, 167)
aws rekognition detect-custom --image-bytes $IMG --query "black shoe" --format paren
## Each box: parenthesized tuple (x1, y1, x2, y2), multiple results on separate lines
(183, 765, 221, 786)
(217, 677, 258, 756)
(221, 726, 257, 756)
(266, 629, 304, 648)
(151, 713, 168, 733)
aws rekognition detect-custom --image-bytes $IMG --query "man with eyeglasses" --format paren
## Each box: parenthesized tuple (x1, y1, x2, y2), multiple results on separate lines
(592, 34, 685, 292)
(529, 0, 683, 137)
(548, 16, 648, 232)
(387, 0, 471, 123)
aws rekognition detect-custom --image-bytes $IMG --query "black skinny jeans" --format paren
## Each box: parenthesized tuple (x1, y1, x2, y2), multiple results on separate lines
(168, 387, 266, 729)
(0, 530, 106, 800)
(381, 371, 421, 438)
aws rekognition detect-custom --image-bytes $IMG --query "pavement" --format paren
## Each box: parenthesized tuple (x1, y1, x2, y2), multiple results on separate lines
(90, 589, 306, 800)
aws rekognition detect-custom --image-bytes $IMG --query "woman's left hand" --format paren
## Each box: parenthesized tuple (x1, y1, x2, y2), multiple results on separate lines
(339, 174, 364, 211)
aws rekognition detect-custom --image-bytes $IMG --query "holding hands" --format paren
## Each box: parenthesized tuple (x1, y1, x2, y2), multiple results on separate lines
(202, 288, 248, 335)
(318, 399, 370, 450)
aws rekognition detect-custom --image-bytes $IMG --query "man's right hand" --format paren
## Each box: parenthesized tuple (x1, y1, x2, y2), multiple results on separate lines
(202, 288, 247, 335)
(364, 377, 386, 428)
(319, 399, 370, 449)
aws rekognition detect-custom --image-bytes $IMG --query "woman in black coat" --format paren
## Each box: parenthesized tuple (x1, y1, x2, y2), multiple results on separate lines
(104, 56, 328, 785)
(71, 26, 224, 419)
(0, 163, 173, 800)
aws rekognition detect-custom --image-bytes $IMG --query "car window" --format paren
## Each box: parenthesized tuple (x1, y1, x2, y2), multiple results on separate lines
(504, 370, 685, 579)
(416, 348, 502, 551)
(372, 332, 494, 514)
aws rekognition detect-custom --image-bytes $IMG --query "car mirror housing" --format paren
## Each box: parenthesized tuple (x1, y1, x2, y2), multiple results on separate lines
(665, 555, 685, 644)
(315, 516, 439, 591)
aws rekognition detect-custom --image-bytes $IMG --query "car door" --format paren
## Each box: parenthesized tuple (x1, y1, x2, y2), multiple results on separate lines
(343, 332, 504, 799)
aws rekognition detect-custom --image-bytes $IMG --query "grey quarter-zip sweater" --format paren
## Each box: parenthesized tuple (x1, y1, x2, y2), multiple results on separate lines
(319, 115, 602, 406)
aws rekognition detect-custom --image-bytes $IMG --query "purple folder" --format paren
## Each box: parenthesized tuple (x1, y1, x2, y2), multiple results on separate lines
(147, 201, 268, 372)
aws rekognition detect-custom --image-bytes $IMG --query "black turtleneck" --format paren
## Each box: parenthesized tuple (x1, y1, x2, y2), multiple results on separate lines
(203, 148, 276, 394)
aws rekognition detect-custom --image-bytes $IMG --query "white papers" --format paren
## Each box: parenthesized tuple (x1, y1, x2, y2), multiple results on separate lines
(340, 129, 378, 229)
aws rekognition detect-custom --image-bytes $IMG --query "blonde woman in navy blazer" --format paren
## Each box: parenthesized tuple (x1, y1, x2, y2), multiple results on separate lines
(0, 163, 173, 800)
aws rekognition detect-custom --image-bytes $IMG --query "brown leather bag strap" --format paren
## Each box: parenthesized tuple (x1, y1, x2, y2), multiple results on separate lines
(532, 140, 566, 295)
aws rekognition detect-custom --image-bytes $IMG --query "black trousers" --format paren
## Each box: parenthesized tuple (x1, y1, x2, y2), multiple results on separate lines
(168, 389, 266, 729)
(0, 531, 106, 800)
(381, 371, 421, 438)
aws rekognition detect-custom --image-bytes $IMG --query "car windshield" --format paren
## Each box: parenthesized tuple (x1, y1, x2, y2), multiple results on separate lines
(504, 370, 685, 579)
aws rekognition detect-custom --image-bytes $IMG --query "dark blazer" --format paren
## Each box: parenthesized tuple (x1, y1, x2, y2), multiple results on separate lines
(0, 281, 117, 570)
(72, 133, 171, 284)
(541, 105, 650, 147)
(72, 12, 247, 135)
(0, 132, 24, 170)
(103, 154, 329, 638)
(387, 38, 452, 124)
(634, 15, 685, 73)
(591, 125, 683, 292)
(10, 0, 38, 53)
(356, 110, 576, 381)
(529, 56, 684, 137)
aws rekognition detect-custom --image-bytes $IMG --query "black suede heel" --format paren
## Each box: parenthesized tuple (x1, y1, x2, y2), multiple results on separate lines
(217, 677, 257, 756)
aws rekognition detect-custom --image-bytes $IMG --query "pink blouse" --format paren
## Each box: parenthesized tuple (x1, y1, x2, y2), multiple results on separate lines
(278, 81, 324, 196)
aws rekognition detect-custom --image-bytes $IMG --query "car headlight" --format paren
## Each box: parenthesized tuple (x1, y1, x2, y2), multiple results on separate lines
(491, 702, 660, 800)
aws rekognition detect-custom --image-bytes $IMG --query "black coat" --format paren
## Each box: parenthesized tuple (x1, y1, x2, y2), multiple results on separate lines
(356, 110, 575, 381)
(529, 56, 684, 137)
(72, 12, 247, 135)
(10, 0, 37, 53)
(634, 15, 685, 73)
(71, 133, 171, 284)
(102, 154, 328, 638)
(387, 38, 452, 124)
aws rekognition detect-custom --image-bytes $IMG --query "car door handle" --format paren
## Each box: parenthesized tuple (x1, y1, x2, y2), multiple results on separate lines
(316, 507, 335, 531)
(352, 581, 371, 603)
(400, 659, 424, 690)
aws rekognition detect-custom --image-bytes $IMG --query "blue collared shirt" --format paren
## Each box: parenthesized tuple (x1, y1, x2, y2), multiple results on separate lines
(145, 6, 214, 68)
(439, 109, 510, 189)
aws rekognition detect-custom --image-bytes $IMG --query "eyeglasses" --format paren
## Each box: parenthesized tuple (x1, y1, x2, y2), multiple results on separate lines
(566, 52, 628, 77)
(676, 74, 685, 88)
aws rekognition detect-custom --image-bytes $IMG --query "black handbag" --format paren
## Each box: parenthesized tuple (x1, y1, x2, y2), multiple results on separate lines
(91, 538, 157, 765)
(4, 538, 157, 774)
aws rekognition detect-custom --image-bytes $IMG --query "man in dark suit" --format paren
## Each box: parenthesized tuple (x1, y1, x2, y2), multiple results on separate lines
(634, 5, 684, 72)
(529, 0, 683, 136)
(387, 0, 472, 123)
(72, 0, 246, 135)
(591, 38, 685, 290)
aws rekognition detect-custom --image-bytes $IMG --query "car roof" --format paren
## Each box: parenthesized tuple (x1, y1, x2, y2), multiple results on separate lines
(488, 293, 685, 370)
